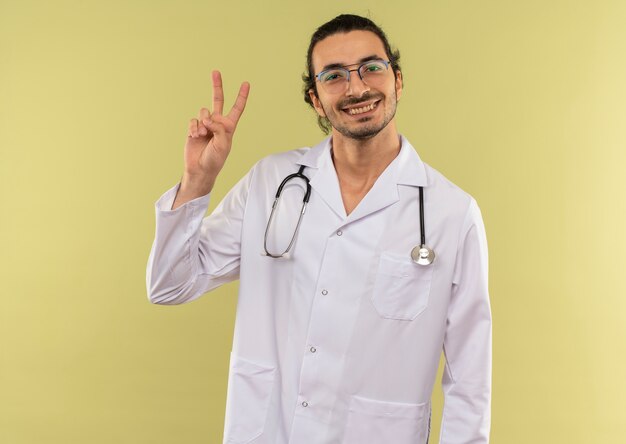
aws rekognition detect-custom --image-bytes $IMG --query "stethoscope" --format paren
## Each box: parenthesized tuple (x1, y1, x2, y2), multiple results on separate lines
(263, 165, 435, 266)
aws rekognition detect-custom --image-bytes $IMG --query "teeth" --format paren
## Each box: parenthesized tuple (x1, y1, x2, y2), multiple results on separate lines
(348, 101, 377, 115)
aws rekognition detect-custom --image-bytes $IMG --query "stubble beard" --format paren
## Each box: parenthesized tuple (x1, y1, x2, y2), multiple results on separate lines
(323, 90, 398, 141)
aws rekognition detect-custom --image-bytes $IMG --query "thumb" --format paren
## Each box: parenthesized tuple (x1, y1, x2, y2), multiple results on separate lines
(203, 114, 232, 138)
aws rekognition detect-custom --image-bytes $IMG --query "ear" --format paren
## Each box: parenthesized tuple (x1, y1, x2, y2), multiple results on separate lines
(308, 89, 326, 117)
(395, 70, 403, 101)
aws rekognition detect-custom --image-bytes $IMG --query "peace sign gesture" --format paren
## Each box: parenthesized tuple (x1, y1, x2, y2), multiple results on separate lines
(173, 71, 250, 209)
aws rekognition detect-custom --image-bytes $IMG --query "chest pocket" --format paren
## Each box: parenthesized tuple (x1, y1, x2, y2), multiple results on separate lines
(371, 253, 434, 321)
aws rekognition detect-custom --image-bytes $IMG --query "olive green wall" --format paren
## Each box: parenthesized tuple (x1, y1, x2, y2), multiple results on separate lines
(1, 0, 625, 442)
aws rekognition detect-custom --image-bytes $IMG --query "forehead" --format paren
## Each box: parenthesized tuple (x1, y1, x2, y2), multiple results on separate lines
(311, 30, 387, 72)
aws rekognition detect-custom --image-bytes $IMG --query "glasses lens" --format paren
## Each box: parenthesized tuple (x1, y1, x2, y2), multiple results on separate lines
(319, 69, 349, 94)
(359, 60, 388, 85)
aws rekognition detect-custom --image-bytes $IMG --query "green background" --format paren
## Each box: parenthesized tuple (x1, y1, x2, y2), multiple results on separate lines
(1, 0, 625, 442)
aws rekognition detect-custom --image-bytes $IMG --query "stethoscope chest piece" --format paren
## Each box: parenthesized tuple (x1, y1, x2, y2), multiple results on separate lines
(411, 245, 435, 266)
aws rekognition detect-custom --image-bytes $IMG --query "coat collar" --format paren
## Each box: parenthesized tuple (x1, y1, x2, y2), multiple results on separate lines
(296, 134, 429, 222)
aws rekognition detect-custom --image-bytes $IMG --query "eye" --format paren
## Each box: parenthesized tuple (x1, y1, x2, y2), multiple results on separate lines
(321, 70, 347, 83)
(363, 62, 385, 73)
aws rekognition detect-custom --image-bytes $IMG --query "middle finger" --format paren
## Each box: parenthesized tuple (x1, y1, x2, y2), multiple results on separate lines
(212, 70, 224, 116)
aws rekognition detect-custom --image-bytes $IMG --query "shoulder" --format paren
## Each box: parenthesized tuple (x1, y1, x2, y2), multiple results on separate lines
(251, 136, 329, 174)
(424, 161, 474, 205)
(420, 161, 483, 234)
(254, 147, 310, 172)
(425, 163, 487, 243)
(399, 135, 476, 213)
(241, 146, 314, 193)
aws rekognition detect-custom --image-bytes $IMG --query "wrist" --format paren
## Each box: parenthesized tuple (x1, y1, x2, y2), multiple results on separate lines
(171, 174, 215, 210)
(180, 173, 215, 196)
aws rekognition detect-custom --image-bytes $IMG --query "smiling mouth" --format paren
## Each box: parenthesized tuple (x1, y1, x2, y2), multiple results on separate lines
(342, 100, 381, 116)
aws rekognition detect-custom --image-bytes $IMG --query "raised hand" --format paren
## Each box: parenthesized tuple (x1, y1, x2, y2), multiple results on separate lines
(173, 70, 250, 209)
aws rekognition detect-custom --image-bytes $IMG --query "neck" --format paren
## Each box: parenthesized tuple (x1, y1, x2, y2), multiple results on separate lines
(330, 122, 401, 182)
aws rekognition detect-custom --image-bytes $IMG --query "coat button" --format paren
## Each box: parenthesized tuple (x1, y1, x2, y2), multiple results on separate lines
(310, 346, 317, 353)
(302, 401, 309, 407)
(336, 230, 343, 236)
(321, 290, 328, 295)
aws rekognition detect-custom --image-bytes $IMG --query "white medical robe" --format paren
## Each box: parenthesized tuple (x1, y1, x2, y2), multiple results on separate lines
(146, 135, 492, 443)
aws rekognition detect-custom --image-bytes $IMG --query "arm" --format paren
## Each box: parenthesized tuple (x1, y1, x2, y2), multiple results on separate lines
(146, 169, 254, 305)
(439, 198, 492, 443)
(145, 70, 251, 305)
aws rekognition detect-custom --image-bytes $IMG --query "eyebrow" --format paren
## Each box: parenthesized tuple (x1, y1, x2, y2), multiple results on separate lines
(319, 55, 383, 72)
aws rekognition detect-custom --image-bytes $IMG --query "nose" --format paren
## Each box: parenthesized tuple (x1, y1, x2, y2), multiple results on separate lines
(346, 69, 370, 97)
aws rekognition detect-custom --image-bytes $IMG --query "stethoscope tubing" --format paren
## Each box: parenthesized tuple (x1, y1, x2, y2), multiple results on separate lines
(419, 186, 426, 247)
(263, 165, 311, 258)
(264, 165, 434, 265)
(274, 165, 311, 202)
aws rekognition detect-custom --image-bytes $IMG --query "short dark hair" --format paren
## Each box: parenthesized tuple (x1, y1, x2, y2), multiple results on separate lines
(302, 14, 402, 134)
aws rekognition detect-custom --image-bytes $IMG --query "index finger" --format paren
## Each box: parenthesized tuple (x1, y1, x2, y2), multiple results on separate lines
(212, 70, 224, 115)
(227, 81, 250, 125)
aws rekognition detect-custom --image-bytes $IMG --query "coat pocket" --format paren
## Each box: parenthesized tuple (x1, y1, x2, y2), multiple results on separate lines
(371, 253, 434, 320)
(224, 354, 276, 444)
(341, 395, 429, 444)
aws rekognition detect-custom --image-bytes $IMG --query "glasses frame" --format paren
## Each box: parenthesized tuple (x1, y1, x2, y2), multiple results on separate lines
(314, 59, 392, 93)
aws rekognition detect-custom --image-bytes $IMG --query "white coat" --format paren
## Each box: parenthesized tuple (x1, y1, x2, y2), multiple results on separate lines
(146, 135, 492, 444)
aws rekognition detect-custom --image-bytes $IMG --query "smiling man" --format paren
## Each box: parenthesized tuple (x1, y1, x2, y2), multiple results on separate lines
(147, 14, 491, 444)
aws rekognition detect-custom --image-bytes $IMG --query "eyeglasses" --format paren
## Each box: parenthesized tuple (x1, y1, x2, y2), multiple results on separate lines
(315, 59, 391, 94)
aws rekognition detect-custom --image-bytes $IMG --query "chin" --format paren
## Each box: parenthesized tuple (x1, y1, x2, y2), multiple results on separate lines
(345, 126, 384, 140)
(333, 116, 389, 140)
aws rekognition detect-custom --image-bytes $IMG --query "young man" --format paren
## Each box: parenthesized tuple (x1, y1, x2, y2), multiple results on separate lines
(147, 14, 491, 444)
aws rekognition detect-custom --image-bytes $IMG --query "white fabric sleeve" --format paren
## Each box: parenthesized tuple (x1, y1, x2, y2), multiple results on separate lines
(439, 198, 492, 443)
(146, 168, 254, 305)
